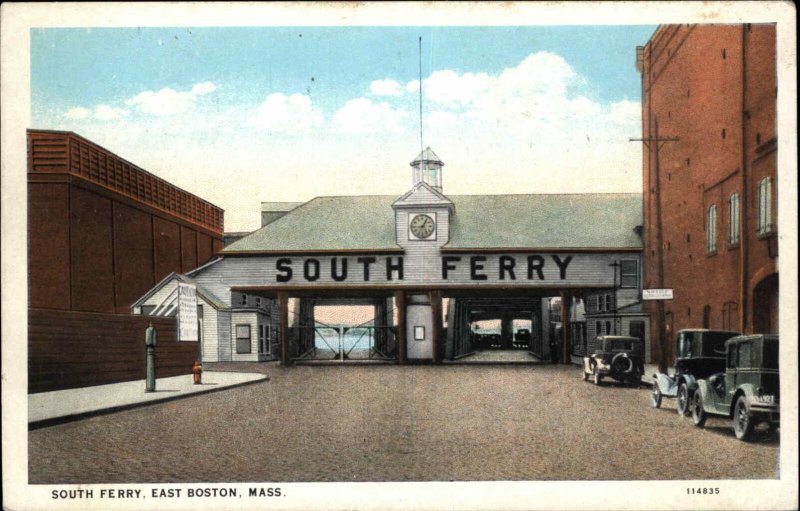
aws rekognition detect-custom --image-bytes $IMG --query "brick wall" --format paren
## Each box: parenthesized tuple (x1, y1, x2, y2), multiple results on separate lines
(28, 309, 198, 393)
(640, 24, 778, 366)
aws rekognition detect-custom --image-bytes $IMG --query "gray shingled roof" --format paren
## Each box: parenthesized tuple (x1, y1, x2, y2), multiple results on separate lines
(447, 193, 642, 249)
(225, 196, 399, 252)
(222, 193, 642, 253)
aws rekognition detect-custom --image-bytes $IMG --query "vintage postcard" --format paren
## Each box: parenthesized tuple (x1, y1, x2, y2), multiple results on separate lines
(2, 2, 797, 510)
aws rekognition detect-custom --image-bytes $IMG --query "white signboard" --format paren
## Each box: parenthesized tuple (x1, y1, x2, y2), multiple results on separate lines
(178, 282, 198, 341)
(642, 288, 674, 300)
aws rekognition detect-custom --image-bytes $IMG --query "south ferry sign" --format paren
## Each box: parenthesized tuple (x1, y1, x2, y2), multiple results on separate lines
(274, 254, 573, 283)
(258, 253, 633, 287)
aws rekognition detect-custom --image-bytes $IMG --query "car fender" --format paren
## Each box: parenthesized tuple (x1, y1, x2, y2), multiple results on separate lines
(654, 372, 678, 397)
(695, 380, 714, 411)
(734, 384, 768, 413)
(582, 357, 592, 374)
(728, 387, 752, 418)
(680, 374, 699, 392)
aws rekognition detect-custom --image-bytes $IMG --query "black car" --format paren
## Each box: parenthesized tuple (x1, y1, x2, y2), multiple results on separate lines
(650, 329, 739, 415)
(582, 335, 644, 385)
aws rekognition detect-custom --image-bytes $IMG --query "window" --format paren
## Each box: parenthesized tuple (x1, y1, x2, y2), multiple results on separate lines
(606, 294, 613, 312)
(737, 342, 752, 368)
(727, 344, 737, 368)
(596, 321, 603, 336)
(598, 295, 605, 312)
(706, 205, 717, 253)
(258, 324, 270, 354)
(757, 177, 773, 235)
(235, 324, 251, 353)
(702, 305, 711, 329)
(728, 192, 740, 246)
(255, 297, 261, 308)
(240, 293, 248, 306)
(414, 326, 426, 341)
(620, 260, 639, 288)
(606, 321, 612, 335)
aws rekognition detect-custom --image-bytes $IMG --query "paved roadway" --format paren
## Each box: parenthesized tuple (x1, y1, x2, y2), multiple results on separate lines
(28, 363, 780, 483)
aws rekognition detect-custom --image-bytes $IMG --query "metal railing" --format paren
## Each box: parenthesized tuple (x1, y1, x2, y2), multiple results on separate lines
(289, 324, 397, 362)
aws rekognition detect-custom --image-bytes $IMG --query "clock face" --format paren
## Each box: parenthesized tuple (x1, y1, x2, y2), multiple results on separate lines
(410, 214, 435, 239)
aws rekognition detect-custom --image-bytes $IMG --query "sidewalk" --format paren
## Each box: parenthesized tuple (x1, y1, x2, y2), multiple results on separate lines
(29, 371, 268, 428)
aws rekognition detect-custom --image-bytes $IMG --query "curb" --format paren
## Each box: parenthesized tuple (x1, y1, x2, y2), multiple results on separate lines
(29, 376, 269, 430)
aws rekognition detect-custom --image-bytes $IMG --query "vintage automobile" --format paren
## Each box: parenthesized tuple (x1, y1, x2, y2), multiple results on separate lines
(691, 334, 779, 441)
(649, 329, 739, 415)
(582, 335, 644, 385)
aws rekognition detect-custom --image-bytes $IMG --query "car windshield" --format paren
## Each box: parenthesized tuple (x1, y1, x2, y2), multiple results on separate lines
(702, 331, 738, 356)
(606, 339, 633, 351)
(762, 338, 778, 369)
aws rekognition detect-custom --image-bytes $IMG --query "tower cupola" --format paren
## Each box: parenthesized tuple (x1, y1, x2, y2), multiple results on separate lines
(410, 147, 444, 192)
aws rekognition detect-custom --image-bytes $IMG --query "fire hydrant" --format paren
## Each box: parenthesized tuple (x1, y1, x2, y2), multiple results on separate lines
(192, 360, 202, 385)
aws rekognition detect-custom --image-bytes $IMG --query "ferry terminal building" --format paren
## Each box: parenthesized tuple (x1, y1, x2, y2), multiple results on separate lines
(133, 149, 650, 365)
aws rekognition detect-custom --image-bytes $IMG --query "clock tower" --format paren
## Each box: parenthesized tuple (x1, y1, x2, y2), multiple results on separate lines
(393, 147, 454, 251)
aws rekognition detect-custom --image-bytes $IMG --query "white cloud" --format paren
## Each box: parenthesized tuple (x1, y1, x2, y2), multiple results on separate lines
(406, 80, 420, 93)
(191, 81, 217, 95)
(125, 81, 218, 116)
(93, 104, 129, 121)
(64, 107, 91, 120)
(248, 93, 324, 133)
(332, 98, 408, 134)
(607, 99, 641, 125)
(63, 105, 128, 121)
(370, 79, 403, 97)
(423, 70, 492, 107)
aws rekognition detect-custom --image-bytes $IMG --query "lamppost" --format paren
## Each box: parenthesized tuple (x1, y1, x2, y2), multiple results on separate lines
(609, 261, 620, 334)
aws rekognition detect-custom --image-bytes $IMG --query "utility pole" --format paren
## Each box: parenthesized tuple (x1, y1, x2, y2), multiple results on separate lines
(630, 123, 678, 371)
(609, 260, 620, 334)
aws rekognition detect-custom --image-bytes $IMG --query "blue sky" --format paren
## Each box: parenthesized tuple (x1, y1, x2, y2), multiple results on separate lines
(31, 25, 657, 231)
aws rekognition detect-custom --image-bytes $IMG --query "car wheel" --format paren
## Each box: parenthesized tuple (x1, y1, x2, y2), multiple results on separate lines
(649, 382, 662, 408)
(691, 389, 706, 427)
(733, 395, 754, 441)
(592, 367, 602, 386)
(677, 383, 690, 416)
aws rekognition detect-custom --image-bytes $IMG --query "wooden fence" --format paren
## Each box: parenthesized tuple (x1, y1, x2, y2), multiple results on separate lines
(29, 309, 199, 394)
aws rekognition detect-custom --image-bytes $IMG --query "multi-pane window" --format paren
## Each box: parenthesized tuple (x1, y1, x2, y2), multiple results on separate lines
(758, 177, 773, 235)
(258, 324, 270, 354)
(728, 192, 740, 246)
(620, 260, 639, 288)
(240, 293, 248, 306)
(598, 295, 605, 312)
(706, 205, 717, 253)
(235, 324, 251, 354)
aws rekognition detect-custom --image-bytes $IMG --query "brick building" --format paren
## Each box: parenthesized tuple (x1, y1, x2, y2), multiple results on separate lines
(638, 24, 778, 368)
(28, 129, 225, 391)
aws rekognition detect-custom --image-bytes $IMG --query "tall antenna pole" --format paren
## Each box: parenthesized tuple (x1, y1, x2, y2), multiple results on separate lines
(419, 36, 423, 155)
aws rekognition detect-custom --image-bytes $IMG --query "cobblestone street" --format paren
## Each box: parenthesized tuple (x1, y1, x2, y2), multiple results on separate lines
(29, 364, 780, 483)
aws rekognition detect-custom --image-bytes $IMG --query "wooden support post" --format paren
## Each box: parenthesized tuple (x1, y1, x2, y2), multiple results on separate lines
(561, 292, 571, 364)
(430, 289, 443, 364)
(394, 290, 406, 364)
(278, 291, 289, 366)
